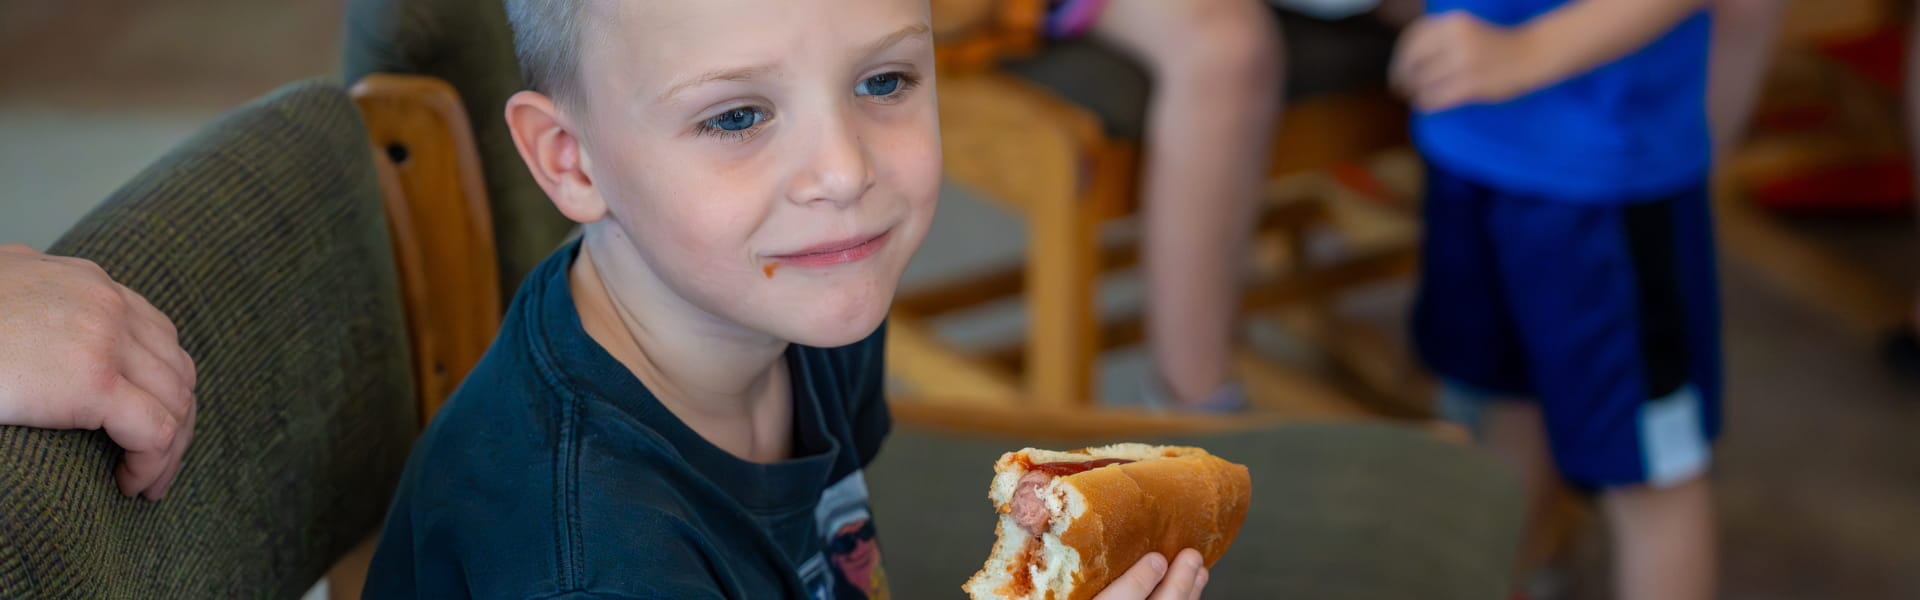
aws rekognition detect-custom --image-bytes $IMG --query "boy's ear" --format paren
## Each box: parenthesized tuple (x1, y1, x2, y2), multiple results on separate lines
(504, 90, 605, 224)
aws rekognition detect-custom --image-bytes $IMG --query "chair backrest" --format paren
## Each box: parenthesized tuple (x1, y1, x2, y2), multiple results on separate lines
(352, 73, 503, 424)
(0, 80, 417, 598)
(342, 0, 570, 297)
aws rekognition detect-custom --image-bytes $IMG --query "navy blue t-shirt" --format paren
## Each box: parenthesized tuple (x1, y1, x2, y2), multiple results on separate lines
(364, 241, 893, 599)
(1413, 0, 1712, 201)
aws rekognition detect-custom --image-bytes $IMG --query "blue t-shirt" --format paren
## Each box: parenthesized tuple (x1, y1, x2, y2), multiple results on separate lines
(364, 241, 894, 599)
(1413, 0, 1712, 201)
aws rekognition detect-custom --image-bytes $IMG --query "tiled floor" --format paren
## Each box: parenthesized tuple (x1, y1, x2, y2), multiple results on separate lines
(4, 2, 1919, 598)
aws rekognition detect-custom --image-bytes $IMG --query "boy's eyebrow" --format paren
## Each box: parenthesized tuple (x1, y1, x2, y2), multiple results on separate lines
(859, 22, 932, 56)
(659, 64, 777, 103)
(655, 23, 930, 104)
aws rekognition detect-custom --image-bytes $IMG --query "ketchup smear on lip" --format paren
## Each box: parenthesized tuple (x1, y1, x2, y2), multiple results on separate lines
(1028, 458, 1134, 477)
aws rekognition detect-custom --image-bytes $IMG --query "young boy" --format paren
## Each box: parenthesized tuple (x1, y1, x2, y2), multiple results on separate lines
(1393, 1, 1720, 599)
(363, 1, 1207, 598)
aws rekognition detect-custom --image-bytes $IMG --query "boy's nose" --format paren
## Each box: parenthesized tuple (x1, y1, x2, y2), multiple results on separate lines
(787, 113, 876, 209)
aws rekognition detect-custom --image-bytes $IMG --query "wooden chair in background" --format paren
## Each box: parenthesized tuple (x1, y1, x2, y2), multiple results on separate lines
(894, 0, 1428, 424)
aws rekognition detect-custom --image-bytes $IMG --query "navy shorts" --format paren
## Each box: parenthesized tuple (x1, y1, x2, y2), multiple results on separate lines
(1411, 162, 1722, 490)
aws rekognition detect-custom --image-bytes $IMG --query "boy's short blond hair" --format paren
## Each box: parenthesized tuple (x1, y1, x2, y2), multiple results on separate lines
(504, 0, 591, 105)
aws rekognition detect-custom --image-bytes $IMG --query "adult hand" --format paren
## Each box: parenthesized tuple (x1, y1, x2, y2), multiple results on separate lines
(0, 244, 196, 500)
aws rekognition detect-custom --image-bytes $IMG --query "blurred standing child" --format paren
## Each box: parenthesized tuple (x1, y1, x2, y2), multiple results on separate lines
(1393, 0, 1721, 598)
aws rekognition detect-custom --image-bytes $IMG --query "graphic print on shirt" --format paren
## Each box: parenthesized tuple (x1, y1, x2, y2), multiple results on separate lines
(802, 470, 889, 599)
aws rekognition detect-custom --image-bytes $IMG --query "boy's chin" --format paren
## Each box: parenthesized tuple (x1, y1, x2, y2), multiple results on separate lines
(765, 298, 892, 349)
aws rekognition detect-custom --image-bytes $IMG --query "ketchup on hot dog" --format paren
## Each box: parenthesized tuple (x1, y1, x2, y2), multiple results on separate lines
(1027, 458, 1134, 477)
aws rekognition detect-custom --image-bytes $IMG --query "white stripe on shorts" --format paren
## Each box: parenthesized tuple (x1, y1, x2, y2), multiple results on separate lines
(1639, 384, 1712, 487)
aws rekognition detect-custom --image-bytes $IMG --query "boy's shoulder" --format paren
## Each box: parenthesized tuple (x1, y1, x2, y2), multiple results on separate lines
(373, 362, 733, 597)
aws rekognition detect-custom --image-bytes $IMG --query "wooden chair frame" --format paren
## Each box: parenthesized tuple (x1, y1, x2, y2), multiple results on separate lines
(320, 73, 504, 600)
(900, 0, 1426, 415)
(351, 74, 504, 426)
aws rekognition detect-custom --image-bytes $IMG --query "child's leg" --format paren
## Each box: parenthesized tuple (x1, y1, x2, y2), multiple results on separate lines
(1448, 388, 1567, 587)
(1603, 475, 1717, 600)
(1489, 187, 1723, 600)
(1089, 0, 1284, 405)
(1707, 0, 1788, 156)
(1479, 401, 1557, 505)
(1414, 165, 1568, 590)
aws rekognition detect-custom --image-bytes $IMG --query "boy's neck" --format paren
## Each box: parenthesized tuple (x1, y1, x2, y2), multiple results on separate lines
(570, 232, 794, 464)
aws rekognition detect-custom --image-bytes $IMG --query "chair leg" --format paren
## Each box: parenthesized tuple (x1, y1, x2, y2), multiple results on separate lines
(1026, 185, 1101, 409)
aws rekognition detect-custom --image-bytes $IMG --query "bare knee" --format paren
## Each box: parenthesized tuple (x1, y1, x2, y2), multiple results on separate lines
(1109, 0, 1285, 103)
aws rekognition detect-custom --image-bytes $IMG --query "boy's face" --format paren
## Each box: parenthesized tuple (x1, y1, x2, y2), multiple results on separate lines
(559, 0, 939, 347)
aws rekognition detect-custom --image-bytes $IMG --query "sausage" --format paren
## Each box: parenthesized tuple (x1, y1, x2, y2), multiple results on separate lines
(1012, 471, 1052, 534)
(1011, 459, 1135, 535)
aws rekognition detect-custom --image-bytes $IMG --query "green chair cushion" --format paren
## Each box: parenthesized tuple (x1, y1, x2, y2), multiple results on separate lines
(0, 80, 417, 598)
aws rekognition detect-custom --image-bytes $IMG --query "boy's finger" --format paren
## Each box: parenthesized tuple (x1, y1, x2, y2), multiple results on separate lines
(1410, 74, 1452, 111)
(1392, 26, 1444, 84)
(1094, 552, 1169, 600)
(1391, 50, 1440, 102)
(1416, 71, 1477, 112)
(0, 244, 37, 255)
(1148, 550, 1205, 600)
(1191, 568, 1209, 600)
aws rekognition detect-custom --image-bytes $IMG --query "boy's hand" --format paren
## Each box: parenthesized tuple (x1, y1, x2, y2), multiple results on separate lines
(1391, 11, 1545, 111)
(1093, 549, 1210, 600)
(0, 244, 197, 501)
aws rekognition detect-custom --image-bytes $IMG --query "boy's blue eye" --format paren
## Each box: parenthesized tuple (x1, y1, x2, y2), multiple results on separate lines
(705, 107, 764, 132)
(857, 73, 903, 97)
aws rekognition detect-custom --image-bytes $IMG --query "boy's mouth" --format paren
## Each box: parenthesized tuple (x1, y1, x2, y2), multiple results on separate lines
(767, 228, 893, 269)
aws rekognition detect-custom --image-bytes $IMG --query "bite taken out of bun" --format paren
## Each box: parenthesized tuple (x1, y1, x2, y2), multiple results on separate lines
(963, 444, 1251, 600)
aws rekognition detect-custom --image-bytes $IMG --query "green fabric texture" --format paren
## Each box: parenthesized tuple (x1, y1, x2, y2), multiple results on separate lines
(340, 0, 571, 298)
(0, 80, 418, 599)
(868, 422, 1523, 599)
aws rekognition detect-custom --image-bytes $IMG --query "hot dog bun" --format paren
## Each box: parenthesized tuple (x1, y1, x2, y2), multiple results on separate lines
(963, 444, 1252, 600)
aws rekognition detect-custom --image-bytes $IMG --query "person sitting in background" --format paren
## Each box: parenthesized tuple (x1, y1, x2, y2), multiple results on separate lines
(1040, 0, 1283, 411)
(0, 243, 198, 501)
